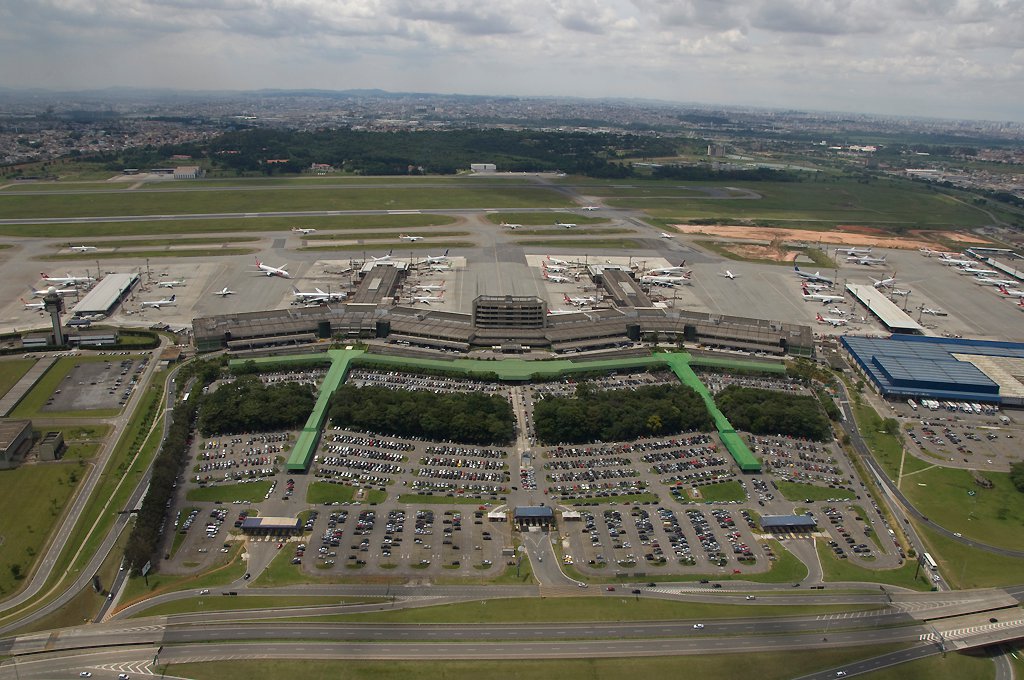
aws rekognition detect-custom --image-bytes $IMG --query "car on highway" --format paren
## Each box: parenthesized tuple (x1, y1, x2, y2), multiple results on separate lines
(693, 623, 704, 629)
(606, 586, 615, 591)
(79, 673, 92, 678)
(198, 589, 210, 595)
(746, 595, 756, 600)
(118, 675, 131, 680)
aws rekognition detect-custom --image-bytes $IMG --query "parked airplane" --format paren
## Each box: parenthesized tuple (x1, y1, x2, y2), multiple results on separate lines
(801, 286, 844, 303)
(20, 298, 45, 310)
(141, 295, 176, 308)
(555, 222, 577, 229)
(544, 271, 574, 284)
(70, 245, 97, 252)
(412, 291, 445, 305)
(369, 250, 393, 263)
(30, 285, 77, 297)
(640, 274, 690, 287)
(255, 257, 291, 278)
(816, 313, 848, 327)
(564, 293, 598, 306)
(719, 270, 738, 279)
(500, 222, 522, 230)
(157, 279, 185, 288)
(543, 261, 570, 273)
(413, 281, 445, 292)
(997, 286, 1024, 299)
(547, 255, 572, 267)
(800, 281, 831, 292)
(793, 265, 833, 285)
(921, 307, 947, 316)
(644, 261, 688, 276)
(292, 286, 345, 302)
(870, 272, 898, 288)
(581, 206, 600, 211)
(974, 276, 1017, 287)
(938, 255, 974, 266)
(826, 307, 848, 316)
(213, 287, 236, 296)
(423, 249, 450, 264)
(920, 247, 958, 258)
(890, 288, 911, 296)
(400, 234, 423, 242)
(547, 308, 580, 316)
(851, 254, 887, 266)
(958, 266, 997, 276)
(660, 232, 675, 239)
(837, 247, 872, 255)
(41, 272, 95, 286)
(291, 227, 316, 235)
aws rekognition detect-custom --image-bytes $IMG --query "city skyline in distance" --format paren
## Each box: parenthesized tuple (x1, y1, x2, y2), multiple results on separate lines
(1, 0, 1022, 124)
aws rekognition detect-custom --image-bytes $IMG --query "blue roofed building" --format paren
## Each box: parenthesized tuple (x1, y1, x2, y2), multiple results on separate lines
(841, 335, 1024, 406)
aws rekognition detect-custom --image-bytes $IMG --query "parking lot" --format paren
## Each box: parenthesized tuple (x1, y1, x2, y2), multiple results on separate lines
(44, 354, 147, 412)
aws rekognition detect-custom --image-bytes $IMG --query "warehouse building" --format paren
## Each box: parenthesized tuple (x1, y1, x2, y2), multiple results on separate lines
(0, 419, 33, 469)
(842, 335, 1024, 406)
(71, 273, 139, 318)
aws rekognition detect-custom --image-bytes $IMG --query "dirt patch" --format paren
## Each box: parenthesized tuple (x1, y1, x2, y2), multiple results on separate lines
(669, 224, 936, 250)
(727, 244, 800, 262)
(837, 225, 888, 235)
(913, 230, 992, 245)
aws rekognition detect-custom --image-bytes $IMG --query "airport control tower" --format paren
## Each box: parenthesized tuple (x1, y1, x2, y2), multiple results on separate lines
(42, 286, 66, 347)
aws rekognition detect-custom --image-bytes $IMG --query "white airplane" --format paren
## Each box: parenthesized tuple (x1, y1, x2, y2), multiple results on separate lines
(412, 291, 445, 305)
(428, 263, 451, 272)
(939, 255, 974, 266)
(719, 270, 738, 279)
(556, 222, 577, 229)
(544, 271, 574, 284)
(20, 297, 45, 310)
(801, 286, 845, 303)
(500, 222, 522, 230)
(794, 265, 833, 285)
(564, 293, 598, 306)
(30, 285, 77, 297)
(370, 250, 393, 262)
(870, 272, 898, 288)
(213, 287, 236, 296)
(70, 245, 97, 252)
(644, 261, 688, 276)
(997, 286, 1024, 299)
(974, 276, 1017, 287)
(850, 254, 887, 266)
(921, 307, 947, 316)
(291, 286, 345, 302)
(920, 247, 957, 258)
(400, 234, 423, 242)
(890, 288, 911, 296)
(958, 266, 997, 276)
(581, 206, 600, 211)
(291, 227, 316, 235)
(141, 294, 176, 308)
(660, 232, 675, 239)
(547, 308, 580, 316)
(423, 249, 450, 264)
(826, 307, 848, 316)
(816, 313, 848, 327)
(413, 281, 445, 292)
(837, 247, 872, 255)
(41, 272, 95, 286)
(543, 262, 570, 273)
(800, 281, 831, 292)
(157, 279, 185, 288)
(641, 274, 690, 287)
(547, 255, 571, 266)
(255, 257, 291, 278)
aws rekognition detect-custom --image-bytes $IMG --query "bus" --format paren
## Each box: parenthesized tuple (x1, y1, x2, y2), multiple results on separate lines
(922, 552, 938, 571)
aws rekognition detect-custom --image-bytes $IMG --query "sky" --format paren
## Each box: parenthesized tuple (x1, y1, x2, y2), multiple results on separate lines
(0, 0, 1022, 122)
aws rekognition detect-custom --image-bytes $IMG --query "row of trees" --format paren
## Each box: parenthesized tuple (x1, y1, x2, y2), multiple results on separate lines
(124, 393, 200, 572)
(716, 385, 833, 441)
(328, 385, 514, 445)
(1011, 462, 1024, 493)
(534, 383, 712, 444)
(198, 377, 315, 436)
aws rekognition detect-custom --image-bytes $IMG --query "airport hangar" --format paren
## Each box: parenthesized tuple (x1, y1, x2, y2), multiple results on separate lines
(192, 266, 814, 358)
(842, 335, 1024, 407)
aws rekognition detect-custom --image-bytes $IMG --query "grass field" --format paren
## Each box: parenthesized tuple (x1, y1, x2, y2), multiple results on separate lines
(0, 213, 458, 238)
(567, 493, 659, 506)
(896, 466, 1024, 551)
(299, 241, 475, 252)
(484, 212, 605, 226)
(61, 236, 261, 249)
(514, 238, 644, 249)
(602, 178, 995, 230)
(185, 481, 273, 504)
(250, 545, 361, 588)
(815, 540, 931, 591)
(307, 482, 387, 505)
(303, 231, 470, 240)
(0, 358, 36, 399)
(0, 186, 572, 220)
(685, 481, 746, 503)
(164, 647, 989, 680)
(512, 228, 633, 236)
(776, 481, 856, 503)
(120, 542, 248, 604)
(40, 247, 258, 261)
(395, 493, 496, 505)
(0, 464, 80, 597)
(916, 524, 1024, 589)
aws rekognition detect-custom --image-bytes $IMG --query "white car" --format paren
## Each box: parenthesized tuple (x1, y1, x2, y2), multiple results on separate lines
(79, 674, 92, 678)
(119, 674, 131, 680)
(692, 623, 704, 629)
(198, 589, 210, 595)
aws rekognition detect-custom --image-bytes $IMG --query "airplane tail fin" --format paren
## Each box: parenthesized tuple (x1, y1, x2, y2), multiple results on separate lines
(169, 295, 175, 302)
(443, 249, 449, 256)
(255, 257, 262, 267)
(564, 294, 571, 303)
(999, 286, 1008, 294)
(816, 313, 824, 321)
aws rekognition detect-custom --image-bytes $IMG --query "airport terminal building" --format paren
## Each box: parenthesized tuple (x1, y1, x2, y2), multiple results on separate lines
(842, 335, 1024, 406)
